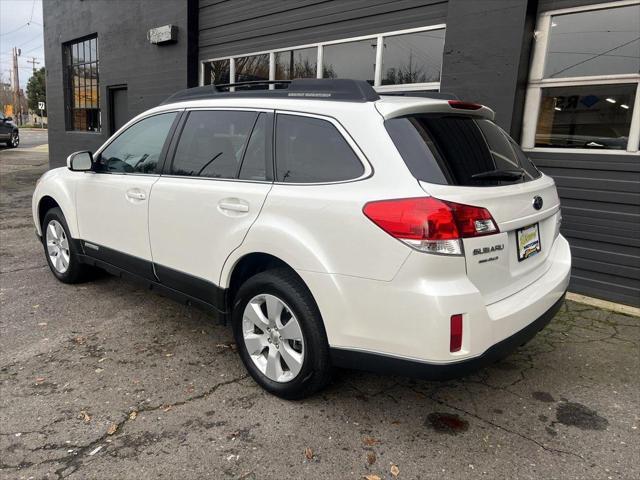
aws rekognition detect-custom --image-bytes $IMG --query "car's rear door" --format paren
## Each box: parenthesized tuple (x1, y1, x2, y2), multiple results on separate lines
(148, 109, 273, 305)
(75, 111, 181, 279)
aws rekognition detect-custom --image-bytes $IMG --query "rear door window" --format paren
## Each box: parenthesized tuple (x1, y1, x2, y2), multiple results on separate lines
(171, 110, 257, 178)
(385, 115, 541, 186)
(275, 114, 364, 183)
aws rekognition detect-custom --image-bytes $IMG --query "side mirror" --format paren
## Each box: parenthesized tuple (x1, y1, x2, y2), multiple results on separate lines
(67, 151, 93, 171)
(4, 116, 12, 122)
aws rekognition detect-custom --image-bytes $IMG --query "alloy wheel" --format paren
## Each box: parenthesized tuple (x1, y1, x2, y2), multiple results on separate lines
(10, 132, 19, 148)
(242, 293, 305, 383)
(46, 220, 70, 274)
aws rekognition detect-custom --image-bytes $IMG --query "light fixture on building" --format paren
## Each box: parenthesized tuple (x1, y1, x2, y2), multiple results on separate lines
(554, 107, 561, 111)
(620, 104, 629, 109)
(605, 98, 616, 104)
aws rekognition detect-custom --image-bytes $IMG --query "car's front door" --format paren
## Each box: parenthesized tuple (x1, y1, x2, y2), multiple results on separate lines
(0, 113, 10, 141)
(75, 111, 181, 279)
(148, 109, 273, 305)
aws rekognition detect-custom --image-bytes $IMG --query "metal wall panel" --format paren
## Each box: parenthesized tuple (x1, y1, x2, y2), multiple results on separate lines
(199, 0, 448, 60)
(530, 151, 640, 306)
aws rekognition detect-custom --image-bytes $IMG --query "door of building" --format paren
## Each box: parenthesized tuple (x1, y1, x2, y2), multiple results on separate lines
(108, 85, 129, 135)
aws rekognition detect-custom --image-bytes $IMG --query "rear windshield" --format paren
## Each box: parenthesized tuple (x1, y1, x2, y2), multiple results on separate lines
(385, 115, 541, 186)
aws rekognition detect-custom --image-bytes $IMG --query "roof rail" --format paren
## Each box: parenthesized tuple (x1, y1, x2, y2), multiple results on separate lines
(379, 91, 459, 100)
(161, 79, 380, 105)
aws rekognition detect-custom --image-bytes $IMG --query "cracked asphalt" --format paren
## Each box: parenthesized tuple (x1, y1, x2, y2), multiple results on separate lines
(1, 132, 639, 479)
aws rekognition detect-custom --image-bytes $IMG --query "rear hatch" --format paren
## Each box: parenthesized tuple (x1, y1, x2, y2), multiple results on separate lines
(384, 108, 562, 304)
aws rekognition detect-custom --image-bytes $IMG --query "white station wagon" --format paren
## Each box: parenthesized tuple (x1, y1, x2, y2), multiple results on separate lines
(33, 79, 571, 399)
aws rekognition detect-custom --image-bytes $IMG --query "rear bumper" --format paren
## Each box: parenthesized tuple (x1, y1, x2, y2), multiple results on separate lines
(330, 292, 565, 380)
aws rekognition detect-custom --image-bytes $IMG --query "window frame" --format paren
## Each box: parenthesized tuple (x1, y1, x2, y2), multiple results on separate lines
(63, 34, 101, 132)
(199, 24, 446, 93)
(273, 110, 372, 185)
(93, 110, 183, 176)
(521, 0, 640, 155)
(162, 107, 275, 184)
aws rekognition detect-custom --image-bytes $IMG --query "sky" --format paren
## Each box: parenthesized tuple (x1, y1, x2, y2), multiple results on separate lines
(0, 0, 44, 89)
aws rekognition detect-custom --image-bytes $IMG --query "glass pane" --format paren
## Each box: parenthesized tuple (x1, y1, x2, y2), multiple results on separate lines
(235, 54, 270, 85)
(385, 116, 540, 186)
(239, 113, 268, 181)
(275, 48, 317, 80)
(535, 84, 636, 150)
(171, 110, 258, 178)
(381, 29, 445, 85)
(90, 38, 97, 62)
(204, 59, 230, 85)
(98, 113, 177, 173)
(322, 38, 377, 84)
(275, 114, 364, 183)
(545, 5, 640, 78)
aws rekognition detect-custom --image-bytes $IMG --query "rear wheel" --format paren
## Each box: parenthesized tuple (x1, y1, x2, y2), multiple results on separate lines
(232, 268, 331, 399)
(42, 207, 90, 283)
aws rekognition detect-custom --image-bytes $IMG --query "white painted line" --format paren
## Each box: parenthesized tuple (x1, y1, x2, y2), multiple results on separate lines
(567, 292, 640, 318)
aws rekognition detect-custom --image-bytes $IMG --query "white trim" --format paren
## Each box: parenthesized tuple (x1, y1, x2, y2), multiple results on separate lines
(375, 82, 440, 93)
(522, 0, 640, 154)
(374, 35, 383, 87)
(539, 0, 638, 17)
(316, 45, 323, 79)
(523, 147, 639, 156)
(268, 52, 276, 89)
(628, 83, 640, 152)
(199, 24, 446, 90)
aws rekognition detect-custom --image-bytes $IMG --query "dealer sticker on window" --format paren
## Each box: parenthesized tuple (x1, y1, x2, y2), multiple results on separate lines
(516, 223, 541, 261)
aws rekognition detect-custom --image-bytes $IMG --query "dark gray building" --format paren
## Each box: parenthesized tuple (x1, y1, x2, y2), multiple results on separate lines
(43, 0, 640, 306)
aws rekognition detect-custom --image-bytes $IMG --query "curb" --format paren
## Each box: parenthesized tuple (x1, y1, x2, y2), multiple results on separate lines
(566, 292, 640, 318)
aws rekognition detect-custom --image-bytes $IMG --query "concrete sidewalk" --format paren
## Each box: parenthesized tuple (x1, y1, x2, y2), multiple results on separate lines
(1, 151, 638, 480)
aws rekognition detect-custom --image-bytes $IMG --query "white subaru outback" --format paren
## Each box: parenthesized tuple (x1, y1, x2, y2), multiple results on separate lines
(32, 79, 570, 399)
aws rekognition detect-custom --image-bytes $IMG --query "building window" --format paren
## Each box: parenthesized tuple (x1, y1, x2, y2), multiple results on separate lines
(200, 24, 446, 92)
(523, 1, 640, 153)
(64, 35, 100, 132)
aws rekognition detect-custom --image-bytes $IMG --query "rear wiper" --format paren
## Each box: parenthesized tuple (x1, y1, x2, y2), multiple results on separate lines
(471, 169, 525, 181)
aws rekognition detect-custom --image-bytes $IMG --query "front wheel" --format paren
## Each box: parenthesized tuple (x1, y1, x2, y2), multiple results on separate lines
(232, 268, 332, 399)
(42, 207, 90, 283)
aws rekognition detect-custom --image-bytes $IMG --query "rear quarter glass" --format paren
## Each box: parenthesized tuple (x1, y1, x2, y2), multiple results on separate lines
(385, 115, 541, 187)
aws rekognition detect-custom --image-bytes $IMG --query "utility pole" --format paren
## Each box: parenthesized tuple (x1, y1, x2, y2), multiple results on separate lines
(11, 47, 22, 125)
(27, 57, 40, 73)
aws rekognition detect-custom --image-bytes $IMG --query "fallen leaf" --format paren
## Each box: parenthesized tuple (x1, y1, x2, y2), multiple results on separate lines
(73, 336, 86, 345)
(162, 405, 173, 412)
(106, 423, 118, 435)
(184, 385, 195, 394)
(363, 437, 380, 446)
(390, 464, 400, 477)
(304, 447, 314, 460)
(367, 452, 376, 465)
(32, 304, 39, 309)
(78, 411, 91, 424)
(363, 475, 381, 480)
(128, 411, 137, 420)
(165, 353, 173, 357)
(35, 377, 45, 384)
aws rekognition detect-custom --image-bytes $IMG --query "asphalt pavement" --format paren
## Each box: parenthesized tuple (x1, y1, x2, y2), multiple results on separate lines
(1, 130, 639, 479)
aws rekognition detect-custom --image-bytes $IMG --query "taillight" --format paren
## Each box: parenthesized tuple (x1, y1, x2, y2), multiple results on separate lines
(450, 314, 463, 352)
(448, 100, 483, 110)
(362, 197, 498, 255)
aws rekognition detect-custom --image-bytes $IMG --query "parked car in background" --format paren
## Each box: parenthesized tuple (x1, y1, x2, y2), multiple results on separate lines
(32, 79, 571, 399)
(0, 112, 19, 148)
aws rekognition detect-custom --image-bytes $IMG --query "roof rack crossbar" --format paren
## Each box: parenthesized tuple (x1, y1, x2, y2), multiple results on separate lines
(214, 80, 292, 90)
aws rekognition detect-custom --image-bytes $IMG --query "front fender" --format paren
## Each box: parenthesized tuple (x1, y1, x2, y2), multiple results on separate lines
(32, 168, 80, 238)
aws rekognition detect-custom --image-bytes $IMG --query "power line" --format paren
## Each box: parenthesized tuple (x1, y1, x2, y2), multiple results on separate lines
(0, 23, 29, 37)
(550, 36, 640, 77)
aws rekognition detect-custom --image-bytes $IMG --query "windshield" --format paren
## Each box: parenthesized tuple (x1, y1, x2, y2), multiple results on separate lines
(385, 115, 541, 186)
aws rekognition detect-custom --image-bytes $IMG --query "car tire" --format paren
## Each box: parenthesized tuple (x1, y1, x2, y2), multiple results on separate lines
(42, 207, 90, 284)
(232, 268, 332, 400)
(7, 131, 19, 148)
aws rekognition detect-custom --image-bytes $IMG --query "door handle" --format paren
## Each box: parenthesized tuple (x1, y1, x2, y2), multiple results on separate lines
(126, 189, 146, 201)
(218, 201, 249, 213)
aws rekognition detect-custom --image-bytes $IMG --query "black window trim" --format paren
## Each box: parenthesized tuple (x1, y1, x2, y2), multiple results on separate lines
(162, 107, 275, 184)
(92, 109, 184, 176)
(63, 34, 101, 132)
(273, 110, 373, 185)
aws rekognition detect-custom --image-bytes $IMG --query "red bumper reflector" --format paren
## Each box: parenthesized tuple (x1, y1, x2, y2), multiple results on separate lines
(450, 314, 463, 352)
